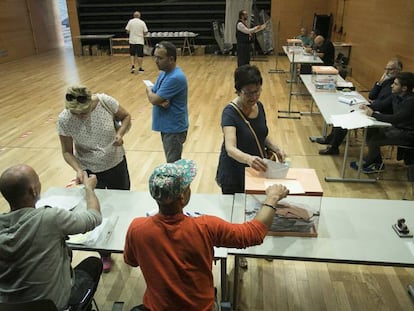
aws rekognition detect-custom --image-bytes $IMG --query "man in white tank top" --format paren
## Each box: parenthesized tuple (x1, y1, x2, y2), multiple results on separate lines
(125, 11, 148, 73)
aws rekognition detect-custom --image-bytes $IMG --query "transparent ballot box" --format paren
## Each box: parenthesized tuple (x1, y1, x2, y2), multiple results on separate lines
(245, 194, 322, 237)
(245, 195, 321, 237)
(312, 66, 338, 92)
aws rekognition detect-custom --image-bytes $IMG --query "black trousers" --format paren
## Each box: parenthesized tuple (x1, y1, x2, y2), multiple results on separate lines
(365, 127, 414, 165)
(86, 156, 130, 190)
(237, 42, 250, 67)
(325, 127, 348, 148)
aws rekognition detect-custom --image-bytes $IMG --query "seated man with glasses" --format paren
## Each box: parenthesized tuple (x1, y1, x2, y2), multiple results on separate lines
(316, 58, 403, 155)
(351, 71, 414, 173)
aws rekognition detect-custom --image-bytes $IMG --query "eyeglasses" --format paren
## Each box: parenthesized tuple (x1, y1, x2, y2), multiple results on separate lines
(65, 93, 89, 104)
(384, 67, 395, 71)
(241, 87, 262, 97)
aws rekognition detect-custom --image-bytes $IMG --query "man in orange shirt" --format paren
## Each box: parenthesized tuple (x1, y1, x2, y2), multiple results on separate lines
(124, 159, 288, 311)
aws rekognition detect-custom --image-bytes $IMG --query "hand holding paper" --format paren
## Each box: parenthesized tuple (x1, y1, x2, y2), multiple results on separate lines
(261, 159, 289, 179)
(143, 80, 154, 87)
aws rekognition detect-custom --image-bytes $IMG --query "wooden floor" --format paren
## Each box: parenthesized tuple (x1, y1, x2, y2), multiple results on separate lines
(0, 48, 413, 310)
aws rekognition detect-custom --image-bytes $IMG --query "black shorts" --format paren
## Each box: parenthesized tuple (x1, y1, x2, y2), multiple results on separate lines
(130, 44, 144, 57)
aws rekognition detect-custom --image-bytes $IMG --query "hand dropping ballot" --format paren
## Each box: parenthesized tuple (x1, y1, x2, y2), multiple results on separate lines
(259, 160, 305, 194)
(261, 159, 289, 179)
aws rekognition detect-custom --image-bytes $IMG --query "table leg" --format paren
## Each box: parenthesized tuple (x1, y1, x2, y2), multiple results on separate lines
(182, 37, 192, 56)
(220, 257, 232, 310)
(286, 63, 298, 83)
(309, 121, 328, 142)
(300, 98, 321, 116)
(325, 127, 377, 183)
(232, 256, 241, 310)
(278, 58, 301, 119)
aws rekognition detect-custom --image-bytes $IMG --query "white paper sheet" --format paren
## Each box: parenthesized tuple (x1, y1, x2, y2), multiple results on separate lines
(330, 111, 391, 130)
(143, 80, 154, 87)
(67, 216, 119, 246)
(36, 195, 81, 211)
(330, 111, 374, 129)
(263, 179, 305, 194)
(261, 159, 289, 179)
(337, 81, 354, 88)
(339, 91, 358, 96)
(338, 96, 366, 105)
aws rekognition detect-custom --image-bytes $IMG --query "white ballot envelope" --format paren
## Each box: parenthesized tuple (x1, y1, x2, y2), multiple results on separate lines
(262, 159, 289, 179)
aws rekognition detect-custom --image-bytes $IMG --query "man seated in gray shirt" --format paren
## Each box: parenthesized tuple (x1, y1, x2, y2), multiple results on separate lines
(0, 164, 103, 311)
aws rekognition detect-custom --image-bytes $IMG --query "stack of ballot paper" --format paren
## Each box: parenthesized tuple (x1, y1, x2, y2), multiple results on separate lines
(36, 195, 81, 211)
(338, 96, 366, 105)
(67, 216, 118, 246)
(336, 81, 355, 90)
(330, 110, 391, 130)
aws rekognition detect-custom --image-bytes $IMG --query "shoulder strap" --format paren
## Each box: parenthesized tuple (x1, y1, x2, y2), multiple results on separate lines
(229, 102, 265, 158)
(97, 94, 114, 117)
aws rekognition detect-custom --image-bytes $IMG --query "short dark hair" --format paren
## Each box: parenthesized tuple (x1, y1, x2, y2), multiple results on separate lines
(239, 10, 247, 19)
(396, 72, 414, 93)
(156, 41, 177, 61)
(0, 169, 31, 207)
(234, 65, 263, 92)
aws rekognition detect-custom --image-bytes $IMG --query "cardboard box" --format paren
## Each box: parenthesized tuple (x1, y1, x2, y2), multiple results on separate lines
(91, 45, 99, 56)
(193, 45, 205, 56)
(312, 66, 339, 75)
(312, 66, 338, 88)
(286, 38, 302, 46)
(82, 45, 90, 56)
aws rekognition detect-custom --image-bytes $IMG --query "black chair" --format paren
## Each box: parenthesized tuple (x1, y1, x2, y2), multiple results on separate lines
(0, 297, 99, 311)
(0, 299, 58, 311)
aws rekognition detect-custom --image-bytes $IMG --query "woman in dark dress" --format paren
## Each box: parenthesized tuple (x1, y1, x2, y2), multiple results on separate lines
(216, 65, 286, 194)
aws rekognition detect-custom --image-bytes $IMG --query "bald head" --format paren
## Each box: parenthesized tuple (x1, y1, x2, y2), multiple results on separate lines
(314, 35, 325, 47)
(0, 164, 41, 210)
(133, 11, 141, 18)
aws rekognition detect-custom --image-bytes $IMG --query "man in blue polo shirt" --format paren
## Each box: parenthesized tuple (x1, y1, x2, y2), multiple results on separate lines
(145, 41, 189, 162)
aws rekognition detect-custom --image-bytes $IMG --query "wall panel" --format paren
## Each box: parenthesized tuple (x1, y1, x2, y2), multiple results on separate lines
(271, 0, 413, 88)
(271, 0, 334, 54)
(343, 0, 414, 87)
(27, 0, 62, 53)
(0, 0, 61, 64)
(0, 0, 35, 62)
